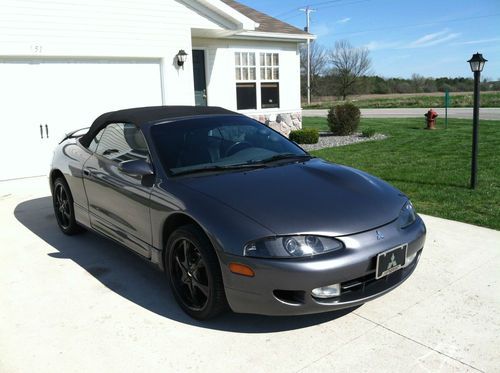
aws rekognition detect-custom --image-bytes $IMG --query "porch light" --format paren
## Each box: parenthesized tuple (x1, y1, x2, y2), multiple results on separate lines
(176, 49, 188, 67)
(467, 52, 487, 72)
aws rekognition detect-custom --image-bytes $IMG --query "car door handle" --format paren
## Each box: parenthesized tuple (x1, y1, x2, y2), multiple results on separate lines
(40, 124, 44, 139)
(83, 169, 92, 177)
(45, 124, 49, 138)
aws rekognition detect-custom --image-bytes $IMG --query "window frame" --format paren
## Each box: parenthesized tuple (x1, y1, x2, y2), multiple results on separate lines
(235, 51, 257, 83)
(88, 128, 105, 153)
(233, 49, 281, 112)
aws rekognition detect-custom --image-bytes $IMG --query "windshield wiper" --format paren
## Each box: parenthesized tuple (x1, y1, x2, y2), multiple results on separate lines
(172, 163, 266, 177)
(254, 153, 314, 164)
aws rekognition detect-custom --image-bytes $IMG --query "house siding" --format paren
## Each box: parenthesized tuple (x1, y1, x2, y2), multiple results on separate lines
(0, 0, 226, 105)
(1, 0, 303, 131)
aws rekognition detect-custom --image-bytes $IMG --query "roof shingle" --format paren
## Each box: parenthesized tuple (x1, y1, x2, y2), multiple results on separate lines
(221, 0, 309, 35)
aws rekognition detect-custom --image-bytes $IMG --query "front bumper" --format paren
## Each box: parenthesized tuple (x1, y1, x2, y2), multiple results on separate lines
(218, 215, 426, 316)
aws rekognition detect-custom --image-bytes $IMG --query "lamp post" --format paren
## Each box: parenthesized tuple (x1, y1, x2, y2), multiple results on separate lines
(467, 52, 487, 189)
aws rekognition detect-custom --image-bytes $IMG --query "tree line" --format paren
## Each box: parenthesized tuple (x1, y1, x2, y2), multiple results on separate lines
(300, 40, 500, 100)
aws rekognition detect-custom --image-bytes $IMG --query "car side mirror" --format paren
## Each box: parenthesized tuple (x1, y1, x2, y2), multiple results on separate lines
(118, 159, 154, 176)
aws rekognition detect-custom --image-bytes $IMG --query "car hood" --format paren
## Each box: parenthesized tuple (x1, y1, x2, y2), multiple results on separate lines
(178, 158, 407, 236)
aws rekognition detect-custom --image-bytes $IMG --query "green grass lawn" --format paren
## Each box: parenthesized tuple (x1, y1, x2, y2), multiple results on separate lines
(303, 117, 500, 230)
(303, 91, 500, 109)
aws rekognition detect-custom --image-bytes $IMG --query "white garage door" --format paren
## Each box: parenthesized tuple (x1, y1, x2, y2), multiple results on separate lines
(0, 60, 163, 181)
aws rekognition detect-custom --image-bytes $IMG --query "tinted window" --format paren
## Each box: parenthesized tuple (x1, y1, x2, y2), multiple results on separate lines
(96, 123, 149, 162)
(236, 83, 257, 110)
(88, 129, 104, 153)
(261, 83, 279, 108)
(151, 115, 305, 175)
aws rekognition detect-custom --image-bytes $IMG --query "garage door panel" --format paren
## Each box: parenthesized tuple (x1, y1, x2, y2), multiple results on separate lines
(0, 63, 48, 180)
(0, 60, 162, 180)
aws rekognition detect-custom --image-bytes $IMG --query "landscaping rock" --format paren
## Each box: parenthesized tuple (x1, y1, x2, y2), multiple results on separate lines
(250, 112, 302, 137)
(300, 133, 387, 151)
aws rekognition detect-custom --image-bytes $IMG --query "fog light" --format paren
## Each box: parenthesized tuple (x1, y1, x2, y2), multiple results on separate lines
(312, 283, 341, 299)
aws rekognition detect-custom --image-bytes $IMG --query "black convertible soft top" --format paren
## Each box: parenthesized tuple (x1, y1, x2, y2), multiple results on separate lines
(79, 105, 238, 147)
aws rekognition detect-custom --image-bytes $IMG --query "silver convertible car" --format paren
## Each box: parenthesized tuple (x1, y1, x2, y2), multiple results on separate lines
(50, 106, 426, 320)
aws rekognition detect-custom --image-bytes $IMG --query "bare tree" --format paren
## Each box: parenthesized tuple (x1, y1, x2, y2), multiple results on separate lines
(328, 40, 372, 100)
(411, 73, 426, 93)
(300, 41, 328, 96)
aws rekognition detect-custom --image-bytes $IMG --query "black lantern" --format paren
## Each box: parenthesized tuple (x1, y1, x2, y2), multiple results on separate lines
(468, 52, 487, 72)
(176, 50, 188, 67)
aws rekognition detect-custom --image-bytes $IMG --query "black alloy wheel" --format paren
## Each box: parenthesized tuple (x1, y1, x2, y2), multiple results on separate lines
(52, 177, 84, 235)
(172, 239, 209, 309)
(166, 225, 227, 320)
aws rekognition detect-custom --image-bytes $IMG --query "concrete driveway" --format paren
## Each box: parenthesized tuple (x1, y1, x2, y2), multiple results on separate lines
(1, 177, 499, 373)
(303, 107, 500, 120)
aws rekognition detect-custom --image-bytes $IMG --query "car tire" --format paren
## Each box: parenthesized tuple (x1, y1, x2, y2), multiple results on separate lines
(52, 177, 85, 235)
(166, 224, 227, 320)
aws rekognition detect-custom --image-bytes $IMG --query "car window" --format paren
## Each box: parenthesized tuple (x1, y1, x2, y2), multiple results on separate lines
(151, 115, 306, 175)
(88, 129, 105, 153)
(95, 123, 150, 163)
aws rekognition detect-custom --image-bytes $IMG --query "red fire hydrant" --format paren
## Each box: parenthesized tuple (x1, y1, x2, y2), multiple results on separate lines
(424, 109, 438, 130)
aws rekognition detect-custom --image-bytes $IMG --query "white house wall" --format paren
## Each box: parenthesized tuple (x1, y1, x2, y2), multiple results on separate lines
(193, 37, 301, 115)
(1, 0, 304, 133)
(0, 0, 228, 105)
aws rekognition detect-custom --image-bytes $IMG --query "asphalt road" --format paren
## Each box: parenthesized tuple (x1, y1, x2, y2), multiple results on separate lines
(1, 177, 499, 372)
(303, 107, 500, 120)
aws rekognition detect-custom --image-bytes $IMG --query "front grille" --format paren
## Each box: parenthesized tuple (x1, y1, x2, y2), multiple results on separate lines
(341, 272, 377, 293)
(337, 249, 422, 302)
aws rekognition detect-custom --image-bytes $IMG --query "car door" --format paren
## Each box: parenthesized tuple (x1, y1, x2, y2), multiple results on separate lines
(83, 123, 153, 257)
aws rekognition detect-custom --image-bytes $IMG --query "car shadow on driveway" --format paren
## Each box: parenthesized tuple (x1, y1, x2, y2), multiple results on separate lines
(14, 196, 357, 333)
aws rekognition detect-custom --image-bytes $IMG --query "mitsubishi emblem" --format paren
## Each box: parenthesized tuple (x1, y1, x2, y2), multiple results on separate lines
(387, 254, 397, 270)
(376, 230, 384, 240)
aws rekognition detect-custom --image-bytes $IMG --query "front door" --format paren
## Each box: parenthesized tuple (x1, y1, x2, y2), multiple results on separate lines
(192, 50, 207, 106)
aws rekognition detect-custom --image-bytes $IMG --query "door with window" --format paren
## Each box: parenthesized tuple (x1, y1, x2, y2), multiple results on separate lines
(192, 50, 207, 106)
(83, 123, 153, 257)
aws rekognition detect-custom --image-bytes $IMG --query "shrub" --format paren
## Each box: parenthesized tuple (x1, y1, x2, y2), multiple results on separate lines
(289, 128, 319, 144)
(327, 103, 361, 135)
(362, 128, 376, 138)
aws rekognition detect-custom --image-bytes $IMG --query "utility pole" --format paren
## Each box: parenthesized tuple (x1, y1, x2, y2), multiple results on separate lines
(300, 6, 315, 106)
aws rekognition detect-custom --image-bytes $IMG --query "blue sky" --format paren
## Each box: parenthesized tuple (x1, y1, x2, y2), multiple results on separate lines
(239, 0, 500, 79)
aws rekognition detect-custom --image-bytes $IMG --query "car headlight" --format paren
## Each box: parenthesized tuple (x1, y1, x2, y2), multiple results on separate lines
(398, 200, 416, 228)
(244, 235, 343, 258)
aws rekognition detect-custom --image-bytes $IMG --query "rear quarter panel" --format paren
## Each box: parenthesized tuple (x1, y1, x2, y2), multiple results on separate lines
(50, 138, 92, 226)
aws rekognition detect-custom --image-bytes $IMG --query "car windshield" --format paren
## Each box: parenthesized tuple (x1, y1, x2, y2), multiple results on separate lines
(150, 115, 308, 176)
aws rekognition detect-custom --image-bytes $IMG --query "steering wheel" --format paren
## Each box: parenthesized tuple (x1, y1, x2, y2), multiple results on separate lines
(225, 141, 252, 157)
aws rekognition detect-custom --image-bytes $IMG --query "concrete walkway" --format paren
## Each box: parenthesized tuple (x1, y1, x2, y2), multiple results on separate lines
(1, 177, 499, 373)
(303, 107, 500, 120)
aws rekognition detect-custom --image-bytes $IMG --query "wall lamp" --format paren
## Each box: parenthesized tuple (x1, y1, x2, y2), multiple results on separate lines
(176, 50, 188, 67)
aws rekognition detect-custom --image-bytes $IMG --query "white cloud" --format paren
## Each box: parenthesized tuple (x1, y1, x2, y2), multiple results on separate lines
(410, 29, 449, 46)
(336, 17, 351, 24)
(405, 29, 461, 48)
(364, 40, 402, 51)
(452, 37, 500, 45)
(362, 29, 463, 53)
(314, 23, 332, 37)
